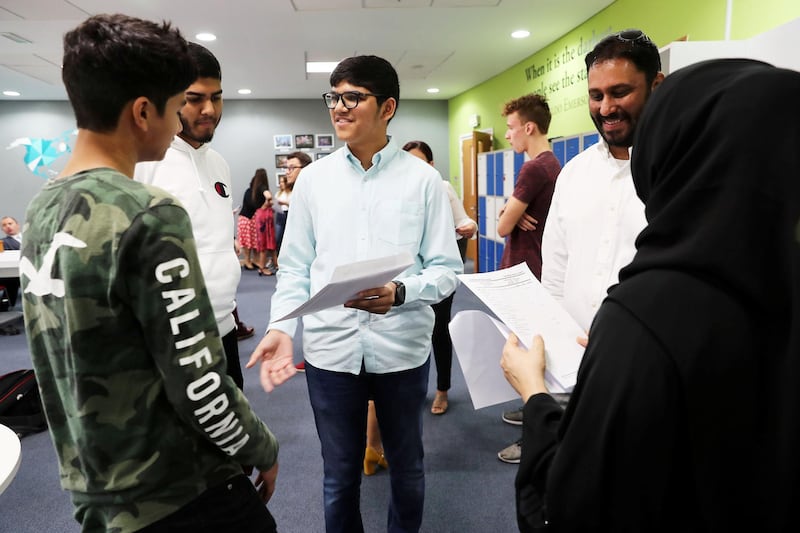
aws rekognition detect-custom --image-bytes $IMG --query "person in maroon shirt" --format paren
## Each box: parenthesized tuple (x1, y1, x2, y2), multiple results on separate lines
(497, 93, 561, 280)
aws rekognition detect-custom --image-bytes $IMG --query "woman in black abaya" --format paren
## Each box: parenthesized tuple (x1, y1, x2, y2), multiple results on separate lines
(501, 58, 800, 532)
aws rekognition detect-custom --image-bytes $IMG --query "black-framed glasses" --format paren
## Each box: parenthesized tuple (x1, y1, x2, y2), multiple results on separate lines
(614, 29, 654, 46)
(284, 165, 302, 172)
(322, 91, 385, 110)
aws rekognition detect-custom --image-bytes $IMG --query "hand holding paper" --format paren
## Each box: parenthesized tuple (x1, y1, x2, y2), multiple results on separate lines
(500, 333, 549, 402)
(344, 282, 395, 314)
(450, 263, 586, 409)
(274, 252, 413, 321)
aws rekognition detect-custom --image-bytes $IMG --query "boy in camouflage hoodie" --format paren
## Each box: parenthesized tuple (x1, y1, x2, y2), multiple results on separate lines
(20, 14, 279, 533)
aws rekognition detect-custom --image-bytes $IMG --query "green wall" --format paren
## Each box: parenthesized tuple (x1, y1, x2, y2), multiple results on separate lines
(447, 0, 800, 174)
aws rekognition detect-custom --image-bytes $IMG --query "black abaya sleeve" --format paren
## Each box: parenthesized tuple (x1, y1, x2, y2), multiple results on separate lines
(516, 393, 563, 532)
(517, 300, 687, 532)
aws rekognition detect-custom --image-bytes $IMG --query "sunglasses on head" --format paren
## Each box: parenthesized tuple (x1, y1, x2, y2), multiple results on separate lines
(614, 29, 655, 47)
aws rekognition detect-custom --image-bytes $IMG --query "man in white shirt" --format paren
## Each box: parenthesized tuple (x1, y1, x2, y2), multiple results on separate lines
(499, 28, 665, 463)
(247, 55, 462, 533)
(135, 43, 252, 389)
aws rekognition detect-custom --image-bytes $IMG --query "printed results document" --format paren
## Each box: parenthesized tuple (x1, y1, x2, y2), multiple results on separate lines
(274, 252, 414, 322)
(450, 262, 585, 409)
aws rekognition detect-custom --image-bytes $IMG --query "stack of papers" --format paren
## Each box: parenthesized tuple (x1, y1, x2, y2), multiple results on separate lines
(450, 262, 585, 409)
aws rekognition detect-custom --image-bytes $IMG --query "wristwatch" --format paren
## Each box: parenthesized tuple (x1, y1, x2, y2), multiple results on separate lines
(392, 280, 405, 307)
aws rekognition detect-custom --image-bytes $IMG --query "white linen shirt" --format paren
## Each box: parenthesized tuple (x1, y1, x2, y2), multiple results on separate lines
(541, 141, 646, 331)
(268, 140, 462, 375)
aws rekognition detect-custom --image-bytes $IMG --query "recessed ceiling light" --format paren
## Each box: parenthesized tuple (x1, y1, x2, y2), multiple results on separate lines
(511, 30, 530, 39)
(306, 61, 339, 74)
(3, 90, 20, 96)
(426, 88, 440, 94)
(195, 32, 216, 42)
(238, 89, 252, 95)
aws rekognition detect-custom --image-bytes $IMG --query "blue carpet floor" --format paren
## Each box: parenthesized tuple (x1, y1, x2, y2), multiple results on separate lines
(0, 261, 524, 532)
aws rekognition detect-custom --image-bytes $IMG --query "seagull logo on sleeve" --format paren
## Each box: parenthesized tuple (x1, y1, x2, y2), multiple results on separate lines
(19, 232, 87, 297)
(214, 182, 230, 198)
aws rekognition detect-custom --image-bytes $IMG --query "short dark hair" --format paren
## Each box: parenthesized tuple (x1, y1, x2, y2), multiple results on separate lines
(330, 55, 400, 117)
(401, 140, 434, 163)
(62, 14, 196, 132)
(585, 29, 662, 85)
(188, 42, 222, 80)
(502, 94, 552, 134)
(287, 151, 312, 167)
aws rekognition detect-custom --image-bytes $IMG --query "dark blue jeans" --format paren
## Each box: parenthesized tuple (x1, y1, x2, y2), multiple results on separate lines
(275, 210, 287, 253)
(305, 358, 430, 533)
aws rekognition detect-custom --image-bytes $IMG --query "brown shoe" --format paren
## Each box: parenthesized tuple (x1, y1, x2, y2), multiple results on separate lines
(236, 324, 254, 341)
(363, 446, 388, 475)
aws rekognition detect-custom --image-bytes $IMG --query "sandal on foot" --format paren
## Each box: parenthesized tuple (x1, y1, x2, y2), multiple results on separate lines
(431, 392, 448, 415)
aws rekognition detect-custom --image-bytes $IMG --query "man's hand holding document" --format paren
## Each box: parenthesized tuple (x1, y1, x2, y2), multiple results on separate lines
(450, 262, 585, 409)
(274, 252, 413, 322)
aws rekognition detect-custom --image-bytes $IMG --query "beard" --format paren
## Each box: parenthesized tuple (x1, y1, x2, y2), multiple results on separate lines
(178, 112, 220, 145)
(591, 109, 637, 148)
(591, 88, 652, 148)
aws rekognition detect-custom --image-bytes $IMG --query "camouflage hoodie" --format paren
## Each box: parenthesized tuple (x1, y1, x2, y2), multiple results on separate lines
(21, 168, 278, 532)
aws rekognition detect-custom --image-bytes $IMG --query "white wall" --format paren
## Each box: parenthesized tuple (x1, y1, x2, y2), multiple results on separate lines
(0, 98, 449, 226)
(660, 17, 800, 75)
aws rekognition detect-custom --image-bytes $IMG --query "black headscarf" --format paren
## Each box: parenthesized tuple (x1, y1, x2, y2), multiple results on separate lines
(623, 58, 800, 313)
(619, 58, 800, 525)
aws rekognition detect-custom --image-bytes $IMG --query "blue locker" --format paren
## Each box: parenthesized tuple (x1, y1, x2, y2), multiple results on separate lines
(478, 196, 487, 236)
(582, 133, 600, 149)
(494, 153, 504, 197)
(486, 153, 495, 196)
(565, 137, 580, 163)
(552, 140, 566, 167)
(495, 241, 505, 271)
(479, 237, 488, 273)
(513, 151, 525, 187)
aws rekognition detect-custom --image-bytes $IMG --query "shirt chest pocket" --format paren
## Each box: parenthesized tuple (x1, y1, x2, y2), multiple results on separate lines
(375, 201, 424, 249)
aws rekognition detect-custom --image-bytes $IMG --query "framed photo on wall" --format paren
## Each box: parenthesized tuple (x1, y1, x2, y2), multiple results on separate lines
(315, 152, 329, 161)
(294, 134, 314, 149)
(274, 134, 292, 149)
(275, 154, 289, 168)
(315, 134, 334, 150)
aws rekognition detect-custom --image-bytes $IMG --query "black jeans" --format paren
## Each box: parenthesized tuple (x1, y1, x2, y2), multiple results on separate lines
(138, 474, 277, 532)
(430, 292, 455, 391)
(222, 327, 245, 389)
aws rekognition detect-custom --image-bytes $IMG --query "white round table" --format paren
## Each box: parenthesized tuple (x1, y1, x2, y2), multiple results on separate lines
(0, 423, 22, 494)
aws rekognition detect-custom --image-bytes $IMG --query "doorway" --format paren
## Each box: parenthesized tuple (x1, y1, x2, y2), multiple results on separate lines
(460, 130, 492, 270)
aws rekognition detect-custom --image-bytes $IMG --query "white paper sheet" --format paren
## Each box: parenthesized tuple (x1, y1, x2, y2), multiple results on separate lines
(273, 252, 414, 322)
(454, 262, 585, 399)
(449, 310, 520, 409)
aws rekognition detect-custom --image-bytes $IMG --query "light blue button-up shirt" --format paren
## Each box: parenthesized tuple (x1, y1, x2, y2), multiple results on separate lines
(268, 139, 463, 375)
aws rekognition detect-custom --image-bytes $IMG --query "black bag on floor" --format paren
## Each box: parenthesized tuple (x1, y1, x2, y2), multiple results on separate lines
(0, 285, 9, 311)
(0, 369, 48, 438)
